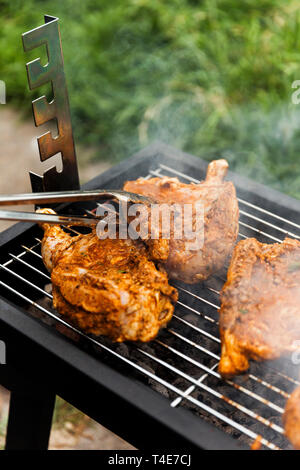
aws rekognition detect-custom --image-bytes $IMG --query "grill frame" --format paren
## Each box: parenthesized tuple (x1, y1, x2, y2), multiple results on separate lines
(0, 142, 299, 450)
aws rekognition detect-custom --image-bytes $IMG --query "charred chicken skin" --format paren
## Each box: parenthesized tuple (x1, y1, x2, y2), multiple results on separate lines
(283, 386, 300, 450)
(38, 208, 178, 342)
(218, 237, 300, 378)
(124, 159, 239, 284)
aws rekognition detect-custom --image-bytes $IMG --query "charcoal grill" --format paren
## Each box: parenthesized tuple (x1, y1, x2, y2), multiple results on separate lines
(0, 142, 300, 450)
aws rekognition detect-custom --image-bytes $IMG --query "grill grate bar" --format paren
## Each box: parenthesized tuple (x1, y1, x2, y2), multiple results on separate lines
(171, 363, 219, 408)
(170, 284, 295, 397)
(2, 240, 41, 268)
(177, 300, 218, 325)
(239, 209, 300, 240)
(175, 284, 220, 309)
(237, 232, 247, 239)
(261, 366, 300, 387)
(138, 345, 284, 433)
(238, 221, 282, 243)
(238, 198, 300, 231)
(156, 339, 286, 412)
(205, 285, 220, 295)
(0, 263, 52, 299)
(171, 312, 295, 398)
(6, 240, 291, 412)
(21, 244, 43, 259)
(8, 253, 51, 280)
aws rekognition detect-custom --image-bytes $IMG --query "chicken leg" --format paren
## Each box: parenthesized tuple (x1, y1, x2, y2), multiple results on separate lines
(124, 159, 239, 283)
(38, 208, 178, 342)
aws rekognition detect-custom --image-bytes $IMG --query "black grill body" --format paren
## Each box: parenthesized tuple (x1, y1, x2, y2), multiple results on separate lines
(0, 143, 299, 450)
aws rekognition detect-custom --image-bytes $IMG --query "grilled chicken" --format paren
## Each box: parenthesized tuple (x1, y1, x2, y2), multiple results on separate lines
(38, 208, 177, 342)
(124, 159, 239, 283)
(218, 237, 300, 378)
(283, 386, 300, 450)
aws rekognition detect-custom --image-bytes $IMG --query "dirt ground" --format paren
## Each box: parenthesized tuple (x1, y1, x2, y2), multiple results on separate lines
(0, 107, 135, 450)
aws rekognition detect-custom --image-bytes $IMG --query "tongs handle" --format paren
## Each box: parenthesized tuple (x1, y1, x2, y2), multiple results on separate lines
(0, 189, 153, 206)
(0, 210, 99, 226)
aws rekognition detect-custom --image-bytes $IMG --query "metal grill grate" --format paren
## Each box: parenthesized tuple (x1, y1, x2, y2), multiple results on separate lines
(1, 161, 300, 450)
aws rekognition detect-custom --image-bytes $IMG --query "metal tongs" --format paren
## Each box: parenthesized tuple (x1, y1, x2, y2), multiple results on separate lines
(0, 189, 153, 226)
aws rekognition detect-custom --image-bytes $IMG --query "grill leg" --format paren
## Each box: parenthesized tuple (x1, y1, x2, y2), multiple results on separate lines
(5, 388, 55, 450)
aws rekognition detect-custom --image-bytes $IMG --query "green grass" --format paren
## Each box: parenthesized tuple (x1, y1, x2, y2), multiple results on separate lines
(1, 1, 300, 197)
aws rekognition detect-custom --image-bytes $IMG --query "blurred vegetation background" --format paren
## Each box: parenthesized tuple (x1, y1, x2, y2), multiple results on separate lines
(1, 0, 300, 197)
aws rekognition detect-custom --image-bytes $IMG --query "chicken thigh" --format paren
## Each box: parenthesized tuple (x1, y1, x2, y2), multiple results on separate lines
(124, 159, 239, 283)
(38, 209, 178, 342)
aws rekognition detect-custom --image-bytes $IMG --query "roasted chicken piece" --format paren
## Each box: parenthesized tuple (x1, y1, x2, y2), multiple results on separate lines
(283, 386, 300, 450)
(38, 209, 177, 342)
(218, 237, 300, 378)
(124, 159, 239, 283)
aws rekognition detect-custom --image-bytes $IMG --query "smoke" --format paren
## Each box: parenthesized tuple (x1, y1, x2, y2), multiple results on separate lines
(132, 97, 300, 200)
